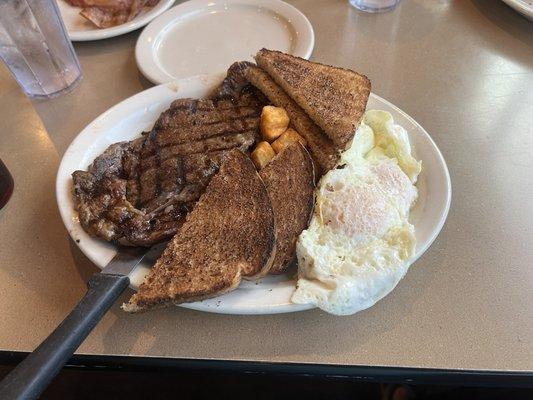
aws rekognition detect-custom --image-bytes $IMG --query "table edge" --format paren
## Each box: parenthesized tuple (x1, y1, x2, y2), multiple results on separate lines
(1, 351, 531, 387)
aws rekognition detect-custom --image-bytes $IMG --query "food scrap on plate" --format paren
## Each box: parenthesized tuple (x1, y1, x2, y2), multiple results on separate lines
(64, 0, 160, 28)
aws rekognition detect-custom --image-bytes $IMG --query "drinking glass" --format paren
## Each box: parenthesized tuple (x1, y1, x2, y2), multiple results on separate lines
(349, 0, 401, 13)
(0, 159, 14, 210)
(0, 0, 82, 98)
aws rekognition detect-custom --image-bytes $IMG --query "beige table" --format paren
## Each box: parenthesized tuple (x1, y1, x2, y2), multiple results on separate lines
(0, 0, 532, 383)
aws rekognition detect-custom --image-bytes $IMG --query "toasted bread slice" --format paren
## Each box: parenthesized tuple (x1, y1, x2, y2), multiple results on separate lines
(245, 65, 338, 174)
(255, 49, 371, 149)
(260, 143, 315, 274)
(123, 150, 275, 312)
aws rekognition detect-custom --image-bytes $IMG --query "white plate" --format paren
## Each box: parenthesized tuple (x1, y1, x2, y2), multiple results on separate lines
(56, 74, 451, 315)
(57, 0, 176, 41)
(501, 0, 533, 20)
(135, 0, 314, 83)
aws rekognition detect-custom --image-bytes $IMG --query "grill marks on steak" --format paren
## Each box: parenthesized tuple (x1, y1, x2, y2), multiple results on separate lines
(72, 68, 265, 246)
(132, 97, 261, 209)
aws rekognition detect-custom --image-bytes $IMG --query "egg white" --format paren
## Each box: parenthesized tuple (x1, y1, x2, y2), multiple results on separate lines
(291, 110, 422, 315)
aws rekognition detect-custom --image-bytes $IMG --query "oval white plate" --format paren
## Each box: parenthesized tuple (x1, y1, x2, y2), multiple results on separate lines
(56, 74, 451, 315)
(501, 0, 533, 20)
(135, 0, 314, 84)
(57, 0, 175, 41)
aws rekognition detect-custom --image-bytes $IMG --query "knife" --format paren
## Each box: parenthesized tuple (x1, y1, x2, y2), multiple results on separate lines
(0, 246, 149, 400)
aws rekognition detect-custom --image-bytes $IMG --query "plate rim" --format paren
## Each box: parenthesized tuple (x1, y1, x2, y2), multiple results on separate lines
(134, 0, 315, 84)
(56, 76, 451, 315)
(60, 0, 176, 42)
(500, 0, 533, 20)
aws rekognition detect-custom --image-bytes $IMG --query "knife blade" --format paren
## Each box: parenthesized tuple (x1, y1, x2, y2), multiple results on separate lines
(102, 245, 150, 276)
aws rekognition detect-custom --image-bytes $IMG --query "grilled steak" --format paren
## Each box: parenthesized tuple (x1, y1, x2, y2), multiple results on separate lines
(72, 62, 267, 246)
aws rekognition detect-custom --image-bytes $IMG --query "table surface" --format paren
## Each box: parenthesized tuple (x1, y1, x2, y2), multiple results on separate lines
(0, 0, 532, 374)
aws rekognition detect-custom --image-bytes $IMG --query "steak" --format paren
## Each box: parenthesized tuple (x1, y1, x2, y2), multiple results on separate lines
(72, 62, 267, 246)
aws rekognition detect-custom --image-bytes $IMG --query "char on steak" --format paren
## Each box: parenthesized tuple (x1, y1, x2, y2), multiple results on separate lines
(72, 62, 266, 246)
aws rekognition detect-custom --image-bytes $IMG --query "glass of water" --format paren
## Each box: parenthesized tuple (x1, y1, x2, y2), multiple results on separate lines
(0, 0, 81, 98)
(349, 0, 401, 13)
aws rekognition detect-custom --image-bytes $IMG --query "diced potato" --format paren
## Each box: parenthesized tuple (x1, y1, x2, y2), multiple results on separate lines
(260, 106, 290, 142)
(284, 128, 307, 146)
(271, 128, 307, 154)
(251, 141, 276, 170)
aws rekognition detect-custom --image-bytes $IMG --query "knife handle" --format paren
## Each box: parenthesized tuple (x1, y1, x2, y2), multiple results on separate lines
(0, 274, 129, 400)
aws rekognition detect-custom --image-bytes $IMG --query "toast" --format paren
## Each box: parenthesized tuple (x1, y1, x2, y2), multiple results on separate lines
(260, 143, 315, 274)
(255, 49, 371, 149)
(245, 65, 339, 174)
(123, 149, 275, 312)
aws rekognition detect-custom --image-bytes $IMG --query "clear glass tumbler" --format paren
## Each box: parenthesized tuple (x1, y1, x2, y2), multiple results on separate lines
(0, 0, 81, 98)
(349, 0, 401, 13)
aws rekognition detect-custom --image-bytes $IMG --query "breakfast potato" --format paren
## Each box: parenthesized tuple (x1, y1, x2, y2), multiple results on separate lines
(251, 141, 276, 169)
(271, 128, 307, 154)
(260, 106, 290, 142)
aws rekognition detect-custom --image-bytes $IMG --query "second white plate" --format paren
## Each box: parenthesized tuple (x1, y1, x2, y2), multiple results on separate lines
(135, 0, 315, 83)
(56, 73, 451, 315)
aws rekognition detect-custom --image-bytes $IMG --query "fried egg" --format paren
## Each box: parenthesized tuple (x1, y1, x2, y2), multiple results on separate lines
(291, 110, 422, 315)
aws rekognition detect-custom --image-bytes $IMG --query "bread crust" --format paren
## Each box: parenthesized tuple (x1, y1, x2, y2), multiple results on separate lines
(245, 65, 339, 174)
(123, 150, 275, 312)
(260, 143, 315, 274)
(255, 49, 371, 149)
